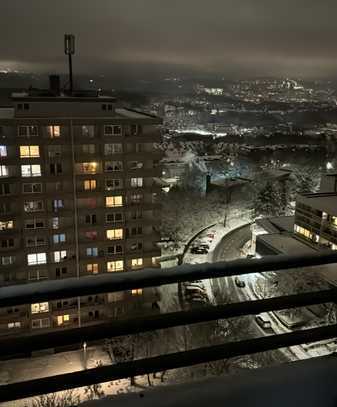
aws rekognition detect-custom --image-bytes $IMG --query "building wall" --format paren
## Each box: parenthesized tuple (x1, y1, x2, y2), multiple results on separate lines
(0, 99, 163, 337)
(294, 197, 337, 250)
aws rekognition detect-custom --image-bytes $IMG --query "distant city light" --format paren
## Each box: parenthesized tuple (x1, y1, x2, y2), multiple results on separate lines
(89, 79, 94, 83)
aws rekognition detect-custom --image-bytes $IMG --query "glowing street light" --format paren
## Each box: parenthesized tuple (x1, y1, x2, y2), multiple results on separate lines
(327, 162, 334, 171)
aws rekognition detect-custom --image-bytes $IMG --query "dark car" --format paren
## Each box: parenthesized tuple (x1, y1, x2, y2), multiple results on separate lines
(190, 246, 208, 254)
(234, 277, 246, 288)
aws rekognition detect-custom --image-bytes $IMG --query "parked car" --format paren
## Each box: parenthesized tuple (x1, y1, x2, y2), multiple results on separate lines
(184, 286, 207, 297)
(186, 282, 205, 290)
(255, 313, 273, 331)
(246, 254, 255, 259)
(234, 277, 246, 288)
(190, 246, 208, 254)
(189, 294, 209, 304)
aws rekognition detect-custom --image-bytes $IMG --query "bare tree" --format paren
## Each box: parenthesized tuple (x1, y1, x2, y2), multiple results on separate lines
(31, 390, 80, 407)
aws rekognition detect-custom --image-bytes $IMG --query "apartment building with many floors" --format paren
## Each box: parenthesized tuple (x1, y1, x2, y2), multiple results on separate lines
(0, 87, 163, 336)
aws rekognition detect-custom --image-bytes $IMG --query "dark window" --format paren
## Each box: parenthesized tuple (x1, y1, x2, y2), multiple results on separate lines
(24, 103, 29, 110)
(17, 104, 23, 110)
(102, 104, 106, 111)
(85, 214, 97, 224)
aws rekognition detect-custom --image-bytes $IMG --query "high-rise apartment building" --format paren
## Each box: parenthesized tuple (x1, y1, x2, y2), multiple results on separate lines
(294, 192, 337, 250)
(0, 86, 163, 335)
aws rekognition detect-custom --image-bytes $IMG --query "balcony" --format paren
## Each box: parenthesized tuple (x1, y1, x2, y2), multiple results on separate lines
(0, 252, 337, 404)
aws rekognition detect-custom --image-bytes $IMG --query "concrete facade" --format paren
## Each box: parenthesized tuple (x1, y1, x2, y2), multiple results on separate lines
(0, 91, 163, 335)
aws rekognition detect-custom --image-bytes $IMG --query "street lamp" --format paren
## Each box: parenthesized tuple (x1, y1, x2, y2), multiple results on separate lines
(83, 341, 87, 370)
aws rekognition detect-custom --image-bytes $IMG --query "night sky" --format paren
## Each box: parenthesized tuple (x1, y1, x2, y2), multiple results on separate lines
(1, 0, 337, 78)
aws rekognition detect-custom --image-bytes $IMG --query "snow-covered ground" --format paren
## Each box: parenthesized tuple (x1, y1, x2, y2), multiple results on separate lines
(182, 211, 252, 304)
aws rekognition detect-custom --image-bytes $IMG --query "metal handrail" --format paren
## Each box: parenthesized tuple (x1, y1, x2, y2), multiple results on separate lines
(1, 324, 337, 402)
(0, 251, 337, 307)
(0, 288, 336, 356)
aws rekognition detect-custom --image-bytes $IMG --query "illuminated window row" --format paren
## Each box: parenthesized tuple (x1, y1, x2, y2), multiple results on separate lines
(17, 126, 60, 138)
(294, 224, 313, 239)
(20, 145, 39, 158)
(87, 258, 144, 274)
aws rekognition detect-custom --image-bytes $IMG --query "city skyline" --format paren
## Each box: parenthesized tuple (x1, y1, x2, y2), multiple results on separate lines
(1, 0, 337, 79)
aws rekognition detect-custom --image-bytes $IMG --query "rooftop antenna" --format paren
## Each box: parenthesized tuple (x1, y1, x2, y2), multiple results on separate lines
(64, 34, 75, 94)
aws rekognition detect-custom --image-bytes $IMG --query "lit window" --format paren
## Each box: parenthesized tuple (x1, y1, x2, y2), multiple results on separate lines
(87, 263, 99, 274)
(19, 146, 40, 158)
(53, 234, 66, 244)
(86, 247, 98, 257)
(57, 315, 70, 326)
(106, 229, 123, 240)
(130, 177, 143, 188)
(0, 146, 7, 157)
(52, 199, 64, 210)
(18, 126, 38, 137)
(152, 257, 160, 266)
(132, 289, 143, 296)
(104, 143, 123, 155)
(52, 217, 59, 229)
(107, 260, 124, 272)
(21, 164, 41, 177)
(84, 180, 97, 191)
(47, 126, 60, 138)
(1, 255, 15, 265)
(32, 318, 50, 329)
(104, 161, 123, 172)
(294, 224, 313, 240)
(31, 302, 49, 314)
(332, 217, 337, 227)
(104, 125, 121, 136)
(53, 250, 67, 263)
(0, 165, 9, 177)
(131, 258, 143, 269)
(27, 252, 47, 265)
(8, 322, 21, 329)
(105, 179, 122, 190)
(0, 220, 13, 230)
(77, 162, 98, 174)
(106, 196, 123, 207)
(24, 200, 43, 212)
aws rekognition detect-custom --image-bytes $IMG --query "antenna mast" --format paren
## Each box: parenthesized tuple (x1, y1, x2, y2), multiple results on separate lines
(64, 34, 75, 94)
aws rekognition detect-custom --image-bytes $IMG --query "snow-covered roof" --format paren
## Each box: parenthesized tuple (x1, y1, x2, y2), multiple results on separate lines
(297, 193, 337, 217)
(257, 233, 318, 255)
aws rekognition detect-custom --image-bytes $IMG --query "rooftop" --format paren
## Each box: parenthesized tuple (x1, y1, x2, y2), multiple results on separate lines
(297, 193, 337, 216)
(256, 216, 294, 234)
(257, 233, 318, 255)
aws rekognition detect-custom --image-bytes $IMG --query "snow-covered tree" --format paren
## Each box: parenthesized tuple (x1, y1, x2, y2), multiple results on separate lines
(253, 180, 285, 218)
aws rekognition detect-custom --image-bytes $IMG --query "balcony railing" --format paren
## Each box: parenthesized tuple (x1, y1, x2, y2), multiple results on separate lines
(0, 251, 337, 403)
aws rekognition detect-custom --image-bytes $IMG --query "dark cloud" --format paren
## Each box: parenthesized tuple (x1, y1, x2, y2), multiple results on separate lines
(1, 0, 337, 78)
